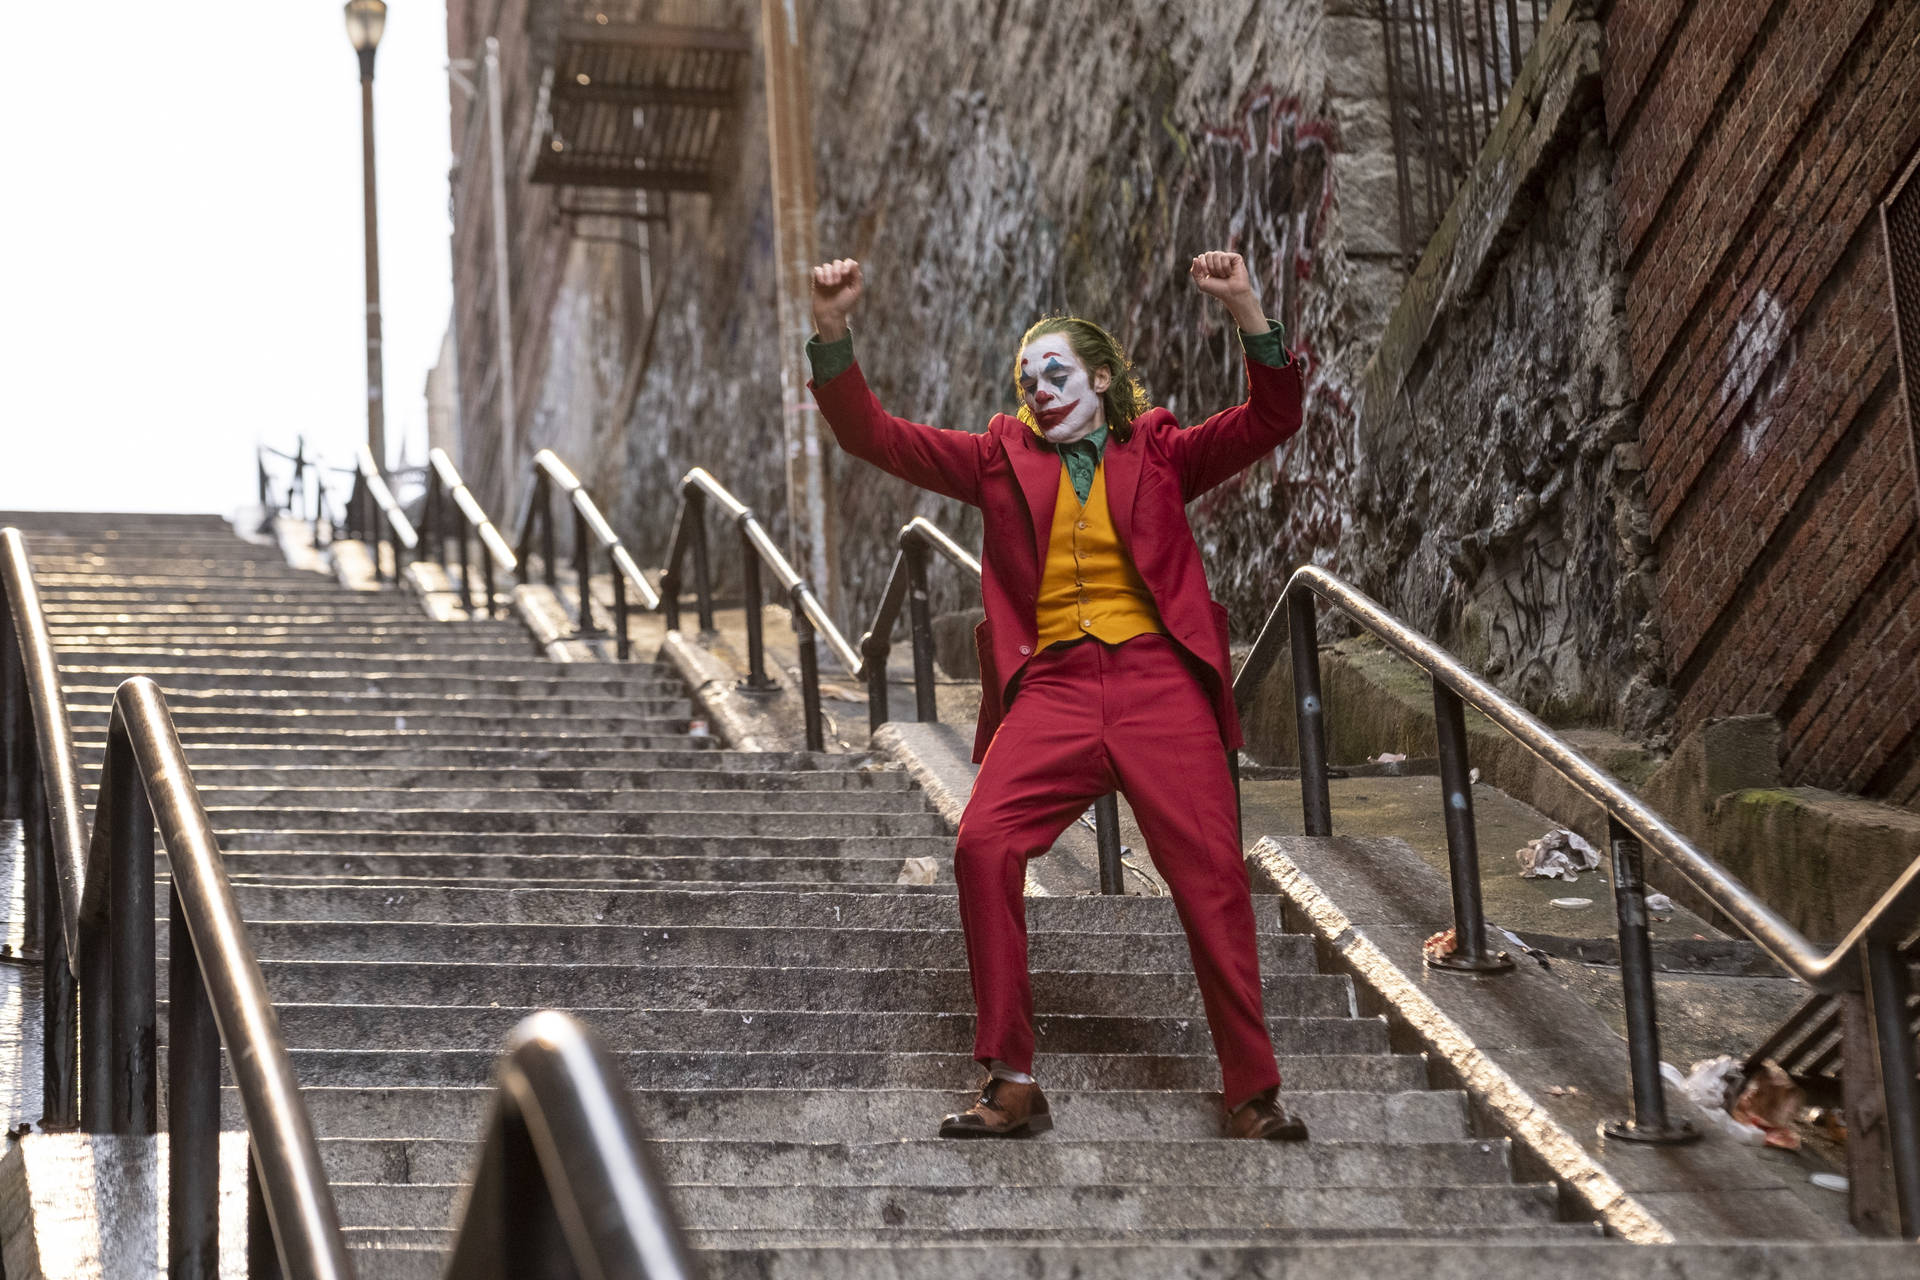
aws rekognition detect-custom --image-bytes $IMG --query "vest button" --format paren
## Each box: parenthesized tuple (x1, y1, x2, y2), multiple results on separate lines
(1077, 522, 1088, 531)
(1080, 619, 1092, 630)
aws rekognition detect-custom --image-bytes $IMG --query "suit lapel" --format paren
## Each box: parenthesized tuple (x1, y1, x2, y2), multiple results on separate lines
(1008, 428, 1062, 573)
(1101, 427, 1142, 555)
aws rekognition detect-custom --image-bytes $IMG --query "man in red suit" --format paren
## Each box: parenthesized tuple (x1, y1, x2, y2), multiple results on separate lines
(807, 251, 1308, 1141)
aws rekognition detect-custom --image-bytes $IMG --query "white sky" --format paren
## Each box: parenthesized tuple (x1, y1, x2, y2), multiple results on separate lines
(0, 2, 453, 514)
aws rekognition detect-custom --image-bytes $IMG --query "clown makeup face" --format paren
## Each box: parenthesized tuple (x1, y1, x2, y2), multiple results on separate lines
(1017, 339, 1111, 444)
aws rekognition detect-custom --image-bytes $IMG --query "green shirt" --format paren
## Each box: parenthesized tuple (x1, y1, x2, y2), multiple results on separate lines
(805, 319, 1291, 505)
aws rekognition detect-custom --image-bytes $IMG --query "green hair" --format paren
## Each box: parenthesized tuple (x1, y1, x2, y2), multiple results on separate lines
(1013, 316, 1151, 441)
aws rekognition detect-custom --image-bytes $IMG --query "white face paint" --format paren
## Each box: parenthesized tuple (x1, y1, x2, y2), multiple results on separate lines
(1016, 339, 1108, 444)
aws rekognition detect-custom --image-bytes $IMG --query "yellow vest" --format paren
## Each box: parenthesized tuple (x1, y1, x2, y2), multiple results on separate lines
(1034, 462, 1165, 652)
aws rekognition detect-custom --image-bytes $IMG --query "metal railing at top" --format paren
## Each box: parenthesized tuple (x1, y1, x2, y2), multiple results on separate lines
(419, 448, 520, 620)
(340, 446, 419, 585)
(2, 528, 354, 1280)
(513, 449, 662, 660)
(442, 1011, 696, 1280)
(1378, 0, 1546, 265)
(1236, 563, 1920, 1234)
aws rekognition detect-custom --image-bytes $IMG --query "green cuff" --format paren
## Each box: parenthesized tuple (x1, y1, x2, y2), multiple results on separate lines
(1238, 318, 1291, 368)
(806, 331, 856, 384)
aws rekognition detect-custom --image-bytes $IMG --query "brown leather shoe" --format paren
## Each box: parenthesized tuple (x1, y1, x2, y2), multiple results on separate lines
(1225, 1087, 1309, 1141)
(938, 1078, 1053, 1138)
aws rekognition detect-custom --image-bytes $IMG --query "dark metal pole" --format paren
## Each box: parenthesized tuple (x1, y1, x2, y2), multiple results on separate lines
(572, 508, 596, 635)
(906, 542, 939, 724)
(541, 495, 558, 593)
(689, 495, 716, 635)
(794, 608, 826, 752)
(106, 731, 157, 1135)
(1094, 793, 1125, 895)
(481, 541, 498, 620)
(41, 836, 77, 1129)
(1287, 589, 1332, 837)
(456, 517, 475, 613)
(1602, 816, 1698, 1144)
(1865, 937, 1920, 1237)
(1428, 681, 1511, 973)
(739, 530, 775, 690)
(613, 568, 631, 661)
(357, 45, 387, 470)
(862, 634, 891, 733)
(168, 887, 220, 1280)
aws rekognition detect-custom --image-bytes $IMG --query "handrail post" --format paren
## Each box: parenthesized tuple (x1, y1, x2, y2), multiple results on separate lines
(1865, 938, 1920, 1236)
(1602, 816, 1699, 1144)
(905, 539, 939, 724)
(572, 508, 597, 634)
(738, 523, 776, 690)
(1427, 681, 1512, 973)
(1288, 588, 1332, 836)
(541, 484, 559, 592)
(792, 596, 826, 752)
(41, 828, 77, 1129)
(687, 492, 715, 635)
(1094, 793, 1125, 895)
(862, 631, 891, 734)
(106, 731, 157, 1135)
(612, 567, 631, 661)
(246, 1152, 280, 1280)
(481, 539, 498, 620)
(168, 884, 220, 1279)
(457, 517, 475, 613)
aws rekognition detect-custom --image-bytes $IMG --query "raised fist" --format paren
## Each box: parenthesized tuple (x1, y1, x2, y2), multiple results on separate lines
(1189, 251, 1253, 302)
(810, 258, 864, 341)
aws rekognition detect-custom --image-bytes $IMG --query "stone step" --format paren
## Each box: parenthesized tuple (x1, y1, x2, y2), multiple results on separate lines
(219, 885, 1264, 929)
(69, 709, 697, 735)
(58, 669, 683, 695)
(199, 806, 949, 838)
(49, 651, 624, 673)
(312, 1134, 1506, 1189)
(236, 961, 1357, 1018)
(93, 745, 855, 771)
(66, 691, 694, 718)
(180, 849, 942, 884)
(74, 728, 716, 751)
(219, 874, 957, 895)
(255, 1005, 1377, 1056)
(180, 765, 916, 792)
(206, 921, 1319, 973)
(266, 1048, 1418, 1094)
(251, 1086, 1475, 1144)
(51, 635, 537, 655)
(189, 786, 930, 814)
(324, 1179, 1558, 1232)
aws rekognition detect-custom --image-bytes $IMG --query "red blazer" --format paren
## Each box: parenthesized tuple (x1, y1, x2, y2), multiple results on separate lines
(811, 357, 1305, 761)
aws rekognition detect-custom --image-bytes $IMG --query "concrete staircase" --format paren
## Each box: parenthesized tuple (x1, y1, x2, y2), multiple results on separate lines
(7, 512, 1598, 1277)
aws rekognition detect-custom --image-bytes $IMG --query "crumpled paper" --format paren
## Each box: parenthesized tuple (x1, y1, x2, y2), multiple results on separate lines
(896, 856, 939, 886)
(1670, 1056, 1803, 1148)
(1516, 829, 1601, 881)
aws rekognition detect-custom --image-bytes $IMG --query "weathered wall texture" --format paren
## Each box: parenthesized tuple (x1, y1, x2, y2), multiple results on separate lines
(1342, 4, 1668, 732)
(447, 0, 1412, 635)
(1606, 0, 1920, 805)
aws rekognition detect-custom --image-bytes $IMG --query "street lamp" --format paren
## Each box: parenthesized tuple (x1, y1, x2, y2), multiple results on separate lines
(345, 0, 387, 470)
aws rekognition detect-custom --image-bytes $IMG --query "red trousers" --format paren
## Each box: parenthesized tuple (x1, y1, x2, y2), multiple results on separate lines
(952, 632, 1282, 1108)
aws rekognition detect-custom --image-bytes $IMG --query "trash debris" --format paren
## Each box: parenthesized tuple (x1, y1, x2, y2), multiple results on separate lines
(1499, 927, 1553, 970)
(1516, 829, 1601, 881)
(897, 856, 939, 886)
(1368, 752, 1407, 764)
(1549, 897, 1593, 910)
(687, 718, 711, 739)
(1543, 1085, 1579, 1098)
(1469, 767, 1481, 784)
(1645, 891, 1675, 920)
(1678, 1056, 1746, 1115)
(1731, 1060, 1804, 1149)
(1809, 1172, 1849, 1193)
(1422, 928, 1457, 963)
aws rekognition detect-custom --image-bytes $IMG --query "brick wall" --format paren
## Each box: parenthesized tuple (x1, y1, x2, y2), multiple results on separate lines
(1606, 0, 1920, 805)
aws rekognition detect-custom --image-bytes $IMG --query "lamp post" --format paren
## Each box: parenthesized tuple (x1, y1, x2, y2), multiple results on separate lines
(345, 0, 387, 471)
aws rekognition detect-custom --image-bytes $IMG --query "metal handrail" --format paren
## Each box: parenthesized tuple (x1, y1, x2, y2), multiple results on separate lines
(342, 445, 418, 584)
(848, 516, 1128, 894)
(660, 466, 860, 750)
(442, 1012, 696, 1280)
(418, 448, 519, 619)
(2, 531, 354, 1279)
(512, 448, 662, 660)
(1237, 564, 1920, 1228)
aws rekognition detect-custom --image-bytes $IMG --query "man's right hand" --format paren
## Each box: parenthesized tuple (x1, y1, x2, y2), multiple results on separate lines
(810, 258, 863, 341)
